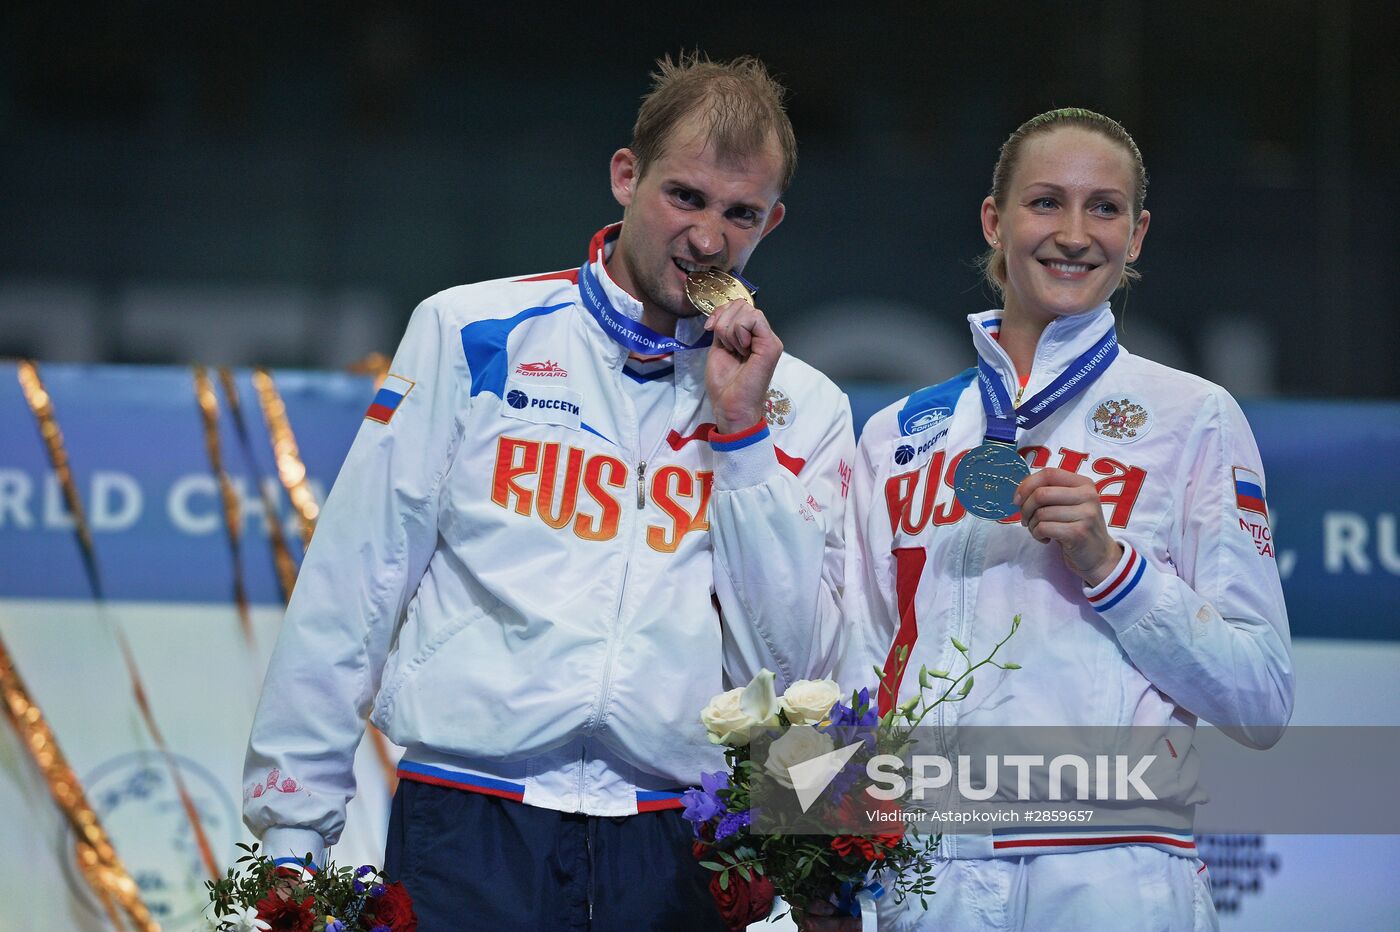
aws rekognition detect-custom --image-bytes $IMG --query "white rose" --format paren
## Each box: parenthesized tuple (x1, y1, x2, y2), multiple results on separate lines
(700, 669, 780, 746)
(780, 678, 842, 725)
(763, 725, 836, 789)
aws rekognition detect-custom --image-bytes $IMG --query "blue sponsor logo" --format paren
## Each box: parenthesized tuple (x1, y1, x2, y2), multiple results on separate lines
(529, 397, 580, 416)
(894, 444, 916, 465)
(506, 389, 529, 409)
(900, 405, 952, 436)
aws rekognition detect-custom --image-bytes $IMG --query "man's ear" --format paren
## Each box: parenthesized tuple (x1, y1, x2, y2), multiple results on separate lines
(758, 200, 786, 241)
(610, 148, 640, 209)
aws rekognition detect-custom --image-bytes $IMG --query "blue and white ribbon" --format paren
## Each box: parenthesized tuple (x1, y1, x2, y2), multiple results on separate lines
(577, 260, 713, 355)
(976, 328, 1119, 444)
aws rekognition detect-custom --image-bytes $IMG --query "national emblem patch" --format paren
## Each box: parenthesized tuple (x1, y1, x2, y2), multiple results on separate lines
(1088, 395, 1151, 443)
(764, 386, 795, 429)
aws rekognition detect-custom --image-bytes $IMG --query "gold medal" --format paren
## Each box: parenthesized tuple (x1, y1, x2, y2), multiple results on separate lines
(685, 269, 754, 316)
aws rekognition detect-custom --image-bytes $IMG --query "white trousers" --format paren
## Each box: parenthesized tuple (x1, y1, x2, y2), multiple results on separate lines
(875, 847, 1217, 932)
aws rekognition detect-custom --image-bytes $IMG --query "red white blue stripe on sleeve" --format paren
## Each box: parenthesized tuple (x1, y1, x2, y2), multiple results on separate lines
(365, 374, 415, 424)
(272, 856, 319, 873)
(709, 419, 769, 452)
(1085, 543, 1146, 613)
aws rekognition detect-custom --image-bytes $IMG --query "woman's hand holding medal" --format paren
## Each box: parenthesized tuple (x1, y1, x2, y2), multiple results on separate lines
(1013, 467, 1123, 587)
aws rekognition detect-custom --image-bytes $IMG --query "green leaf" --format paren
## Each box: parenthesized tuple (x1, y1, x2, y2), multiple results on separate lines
(929, 669, 950, 678)
(918, 665, 930, 689)
(950, 637, 968, 653)
(737, 864, 752, 881)
(699, 861, 725, 871)
(719, 870, 730, 891)
(959, 676, 974, 697)
(897, 644, 909, 661)
(1002, 662, 1022, 670)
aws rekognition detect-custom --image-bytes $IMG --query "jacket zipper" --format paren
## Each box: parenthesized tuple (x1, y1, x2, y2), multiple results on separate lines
(937, 520, 979, 860)
(585, 366, 672, 735)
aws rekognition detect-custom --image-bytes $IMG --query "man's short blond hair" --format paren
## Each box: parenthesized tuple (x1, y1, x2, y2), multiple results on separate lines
(630, 52, 797, 192)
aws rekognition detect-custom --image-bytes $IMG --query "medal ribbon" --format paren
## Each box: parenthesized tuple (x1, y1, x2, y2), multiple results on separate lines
(577, 259, 712, 355)
(976, 327, 1119, 443)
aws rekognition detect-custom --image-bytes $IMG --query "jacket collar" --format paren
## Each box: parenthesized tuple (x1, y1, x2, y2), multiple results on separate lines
(583, 224, 711, 354)
(968, 302, 1117, 401)
(580, 225, 710, 393)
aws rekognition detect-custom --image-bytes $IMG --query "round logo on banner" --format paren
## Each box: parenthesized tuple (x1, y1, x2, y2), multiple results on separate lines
(63, 751, 238, 926)
(1087, 395, 1152, 444)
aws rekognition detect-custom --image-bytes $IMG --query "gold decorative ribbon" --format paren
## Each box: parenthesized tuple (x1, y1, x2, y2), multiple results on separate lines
(347, 351, 392, 385)
(218, 368, 299, 603)
(18, 360, 222, 888)
(16, 362, 102, 597)
(252, 368, 319, 552)
(193, 365, 254, 645)
(12, 361, 158, 928)
(253, 367, 399, 793)
(1, 633, 158, 931)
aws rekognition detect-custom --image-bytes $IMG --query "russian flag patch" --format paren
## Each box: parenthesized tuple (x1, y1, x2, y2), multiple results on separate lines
(1233, 466, 1267, 515)
(365, 373, 415, 424)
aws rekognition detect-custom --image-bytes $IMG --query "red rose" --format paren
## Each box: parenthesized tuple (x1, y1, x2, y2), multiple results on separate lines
(254, 893, 315, 932)
(830, 834, 878, 861)
(873, 831, 904, 852)
(708, 871, 775, 932)
(364, 881, 418, 932)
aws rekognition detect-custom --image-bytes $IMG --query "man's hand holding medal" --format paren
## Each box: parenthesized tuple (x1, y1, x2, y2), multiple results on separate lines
(688, 270, 784, 433)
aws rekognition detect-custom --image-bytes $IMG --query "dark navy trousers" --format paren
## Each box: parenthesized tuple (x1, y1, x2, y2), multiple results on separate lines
(384, 779, 730, 930)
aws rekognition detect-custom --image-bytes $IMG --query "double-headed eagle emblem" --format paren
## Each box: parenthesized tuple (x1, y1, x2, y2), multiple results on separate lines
(1091, 398, 1148, 440)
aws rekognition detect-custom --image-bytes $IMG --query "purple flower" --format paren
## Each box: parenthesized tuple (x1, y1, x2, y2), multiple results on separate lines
(822, 687, 880, 753)
(370, 883, 386, 897)
(681, 770, 730, 832)
(327, 921, 346, 932)
(714, 809, 752, 842)
(356, 865, 376, 877)
(372, 926, 391, 932)
(825, 688, 878, 729)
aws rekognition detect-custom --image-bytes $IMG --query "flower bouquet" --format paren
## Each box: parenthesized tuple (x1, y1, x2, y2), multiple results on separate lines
(685, 616, 1021, 928)
(203, 844, 416, 932)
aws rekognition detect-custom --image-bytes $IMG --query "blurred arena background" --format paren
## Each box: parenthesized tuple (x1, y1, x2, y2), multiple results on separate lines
(2, 1, 1396, 397)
